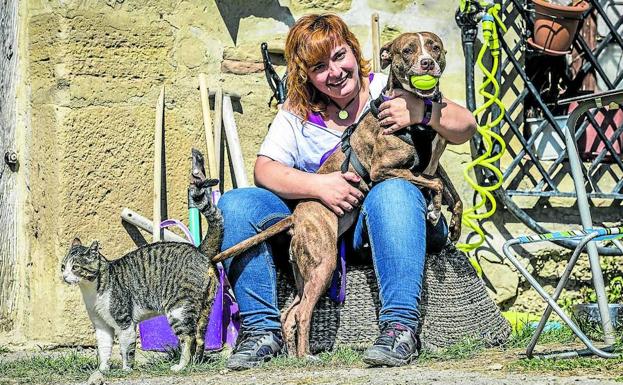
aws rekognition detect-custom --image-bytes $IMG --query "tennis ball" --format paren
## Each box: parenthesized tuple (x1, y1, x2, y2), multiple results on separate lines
(410, 75, 438, 91)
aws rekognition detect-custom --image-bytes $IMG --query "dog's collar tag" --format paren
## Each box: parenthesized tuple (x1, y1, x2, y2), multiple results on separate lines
(338, 110, 349, 120)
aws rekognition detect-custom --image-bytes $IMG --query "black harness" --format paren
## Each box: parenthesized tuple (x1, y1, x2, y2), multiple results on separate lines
(339, 93, 437, 188)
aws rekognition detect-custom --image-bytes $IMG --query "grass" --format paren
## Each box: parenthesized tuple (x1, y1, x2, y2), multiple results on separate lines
(0, 350, 98, 384)
(1, 327, 622, 384)
(0, 346, 10, 354)
(419, 337, 486, 362)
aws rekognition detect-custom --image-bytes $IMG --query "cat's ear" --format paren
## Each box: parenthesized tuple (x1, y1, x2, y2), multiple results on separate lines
(89, 241, 99, 254)
(72, 237, 82, 247)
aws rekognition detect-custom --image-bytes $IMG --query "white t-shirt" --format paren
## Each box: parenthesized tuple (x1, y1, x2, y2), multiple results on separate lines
(258, 72, 388, 173)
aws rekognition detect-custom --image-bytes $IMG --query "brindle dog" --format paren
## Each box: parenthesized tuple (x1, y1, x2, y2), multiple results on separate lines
(212, 32, 463, 358)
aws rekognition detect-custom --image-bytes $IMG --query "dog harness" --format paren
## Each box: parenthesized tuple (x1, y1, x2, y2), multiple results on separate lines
(337, 92, 437, 189)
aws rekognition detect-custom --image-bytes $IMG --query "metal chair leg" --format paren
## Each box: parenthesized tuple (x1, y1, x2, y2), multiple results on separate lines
(525, 235, 590, 357)
(503, 239, 619, 359)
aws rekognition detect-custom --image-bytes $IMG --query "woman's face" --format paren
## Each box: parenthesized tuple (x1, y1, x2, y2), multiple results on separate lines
(306, 43, 360, 103)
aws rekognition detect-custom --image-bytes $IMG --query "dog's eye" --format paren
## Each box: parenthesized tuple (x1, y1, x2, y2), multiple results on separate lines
(433, 46, 441, 52)
(402, 47, 413, 55)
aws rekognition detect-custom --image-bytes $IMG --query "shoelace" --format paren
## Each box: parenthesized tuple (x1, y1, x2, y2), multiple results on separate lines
(375, 323, 410, 348)
(233, 331, 266, 353)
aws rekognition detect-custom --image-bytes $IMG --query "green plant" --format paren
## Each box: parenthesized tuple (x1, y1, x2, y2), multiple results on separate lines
(579, 276, 623, 304)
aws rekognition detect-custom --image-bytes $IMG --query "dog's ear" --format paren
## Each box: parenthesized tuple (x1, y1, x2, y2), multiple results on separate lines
(380, 41, 393, 70)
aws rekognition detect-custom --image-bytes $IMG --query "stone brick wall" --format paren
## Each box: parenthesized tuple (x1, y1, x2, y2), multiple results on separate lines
(4, 0, 620, 347)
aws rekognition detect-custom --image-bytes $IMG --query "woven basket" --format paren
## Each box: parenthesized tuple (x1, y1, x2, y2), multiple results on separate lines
(277, 243, 511, 352)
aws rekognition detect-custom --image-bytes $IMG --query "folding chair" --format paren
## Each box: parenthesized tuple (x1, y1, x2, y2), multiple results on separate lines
(502, 89, 623, 359)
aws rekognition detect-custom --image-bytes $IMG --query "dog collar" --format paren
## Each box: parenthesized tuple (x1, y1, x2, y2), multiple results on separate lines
(420, 98, 433, 126)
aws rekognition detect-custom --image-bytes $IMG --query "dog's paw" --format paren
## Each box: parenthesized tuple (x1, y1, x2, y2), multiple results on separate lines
(304, 354, 322, 362)
(427, 210, 441, 225)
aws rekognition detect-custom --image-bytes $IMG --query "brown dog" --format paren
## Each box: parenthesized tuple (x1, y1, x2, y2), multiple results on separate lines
(213, 32, 462, 358)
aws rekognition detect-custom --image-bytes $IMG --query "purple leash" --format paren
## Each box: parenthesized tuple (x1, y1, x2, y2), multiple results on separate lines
(328, 238, 347, 303)
(159, 219, 196, 244)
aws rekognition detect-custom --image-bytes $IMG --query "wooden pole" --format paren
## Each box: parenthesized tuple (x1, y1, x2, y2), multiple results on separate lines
(199, 74, 217, 178)
(222, 95, 249, 187)
(371, 13, 381, 73)
(122, 208, 188, 243)
(152, 86, 164, 242)
(213, 86, 224, 197)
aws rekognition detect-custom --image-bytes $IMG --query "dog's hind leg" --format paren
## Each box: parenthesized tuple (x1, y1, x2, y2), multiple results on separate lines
(281, 295, 300, 356)
(438, 166, 462, 241)
(289, 216, 338, 358)
(371, 168, 444, 225)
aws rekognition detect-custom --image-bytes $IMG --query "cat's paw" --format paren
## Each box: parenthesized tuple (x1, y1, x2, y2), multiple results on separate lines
(170, 363, 187, 372)
(86, 370, 107, 385)
(97, 363, 110, 373)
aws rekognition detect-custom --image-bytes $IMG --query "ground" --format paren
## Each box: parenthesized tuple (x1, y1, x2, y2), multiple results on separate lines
(1, 331, 622, 385)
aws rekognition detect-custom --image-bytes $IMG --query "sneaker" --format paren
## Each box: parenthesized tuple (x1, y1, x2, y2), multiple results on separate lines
(362, 322, 420, 367)
(226, 330, 283, 370)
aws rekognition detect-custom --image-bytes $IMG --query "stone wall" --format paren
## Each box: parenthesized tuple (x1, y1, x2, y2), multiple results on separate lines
(4, 0, 621, 347)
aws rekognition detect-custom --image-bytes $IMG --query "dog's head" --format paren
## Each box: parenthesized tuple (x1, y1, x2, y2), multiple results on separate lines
(380, 32, 446, 99)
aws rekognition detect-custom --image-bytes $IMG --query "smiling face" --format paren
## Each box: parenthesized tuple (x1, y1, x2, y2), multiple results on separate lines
(60, 238, 102, 285)
(306, 43, 361, 105)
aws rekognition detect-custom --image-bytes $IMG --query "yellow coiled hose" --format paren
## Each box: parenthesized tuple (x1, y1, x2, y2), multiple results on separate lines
(457, 6, 508, 262)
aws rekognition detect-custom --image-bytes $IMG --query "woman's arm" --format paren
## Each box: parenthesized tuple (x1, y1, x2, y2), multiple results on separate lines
(254, 156, 364, 216)
(377, 89, 477, 145)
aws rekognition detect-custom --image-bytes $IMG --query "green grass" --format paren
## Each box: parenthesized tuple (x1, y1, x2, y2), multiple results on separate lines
(0, 351, 98, 384)
(268, 346, 365, 369)
(504, 323, 576, 349)
(504, 324, 623, 377)
(0, 347, 364, 384)
(0, 346, 10, 354)
(419, 337, 486, 362)
(1, 327, 620, 384)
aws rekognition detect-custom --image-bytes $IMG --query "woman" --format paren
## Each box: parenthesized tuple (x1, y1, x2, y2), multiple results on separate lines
(218, 14, 476, 370)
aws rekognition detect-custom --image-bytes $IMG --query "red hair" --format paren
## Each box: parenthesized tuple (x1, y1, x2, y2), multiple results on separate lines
(285, 14, 371, 119)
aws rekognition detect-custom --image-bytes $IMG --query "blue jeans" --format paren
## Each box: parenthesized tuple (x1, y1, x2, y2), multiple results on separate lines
(217, 178, 448, 333)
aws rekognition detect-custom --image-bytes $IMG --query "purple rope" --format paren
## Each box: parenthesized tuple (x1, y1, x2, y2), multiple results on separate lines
(159, 219, 195, 244)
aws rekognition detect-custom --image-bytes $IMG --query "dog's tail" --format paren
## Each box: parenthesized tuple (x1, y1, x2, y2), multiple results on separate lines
(211, 216, 294, 263)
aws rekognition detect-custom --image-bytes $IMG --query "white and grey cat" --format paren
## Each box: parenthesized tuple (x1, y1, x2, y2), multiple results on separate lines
(61, 180, 222, 373)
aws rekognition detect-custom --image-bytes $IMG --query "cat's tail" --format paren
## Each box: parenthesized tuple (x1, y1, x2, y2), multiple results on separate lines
(198, 203, 224, 259)
(211, 216, 293, 263)
(190, 181, 224, 259)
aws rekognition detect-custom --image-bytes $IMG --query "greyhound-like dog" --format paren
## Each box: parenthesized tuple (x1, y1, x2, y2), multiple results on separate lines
(213, 32, 463, 358)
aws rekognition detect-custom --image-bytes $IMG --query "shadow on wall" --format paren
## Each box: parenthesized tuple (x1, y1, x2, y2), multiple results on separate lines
(216, 0, 295, 44)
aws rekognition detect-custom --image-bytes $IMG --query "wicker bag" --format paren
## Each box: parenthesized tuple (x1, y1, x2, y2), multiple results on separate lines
(277, 243, 511, 352)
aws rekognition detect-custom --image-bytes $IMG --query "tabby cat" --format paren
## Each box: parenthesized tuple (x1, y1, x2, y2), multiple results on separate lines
(61, 181, 222, 373)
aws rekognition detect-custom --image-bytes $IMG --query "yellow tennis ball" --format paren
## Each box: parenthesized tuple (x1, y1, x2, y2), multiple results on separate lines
(410, 75, 438, 91)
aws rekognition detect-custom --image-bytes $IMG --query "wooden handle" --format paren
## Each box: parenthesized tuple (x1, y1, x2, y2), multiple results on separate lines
(222, 95, 249, 187)
(371, 13, 381, 73)
(153, 86, 165, 242)
(199, 74, 218, 182)
(122, 208, 188, 243)
(213, 86, 224, 191)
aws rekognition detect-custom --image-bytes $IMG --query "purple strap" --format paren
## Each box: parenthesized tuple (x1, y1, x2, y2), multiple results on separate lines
(319, 142, 340, 165)
(159, 219, 195, 244)
(420, 98, 433, 126)
(328, 238, 347, 303)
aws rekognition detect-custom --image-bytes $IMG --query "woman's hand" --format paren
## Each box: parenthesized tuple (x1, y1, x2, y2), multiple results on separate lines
(315, 171, 364, 217)
(377, 89, 424, 134)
